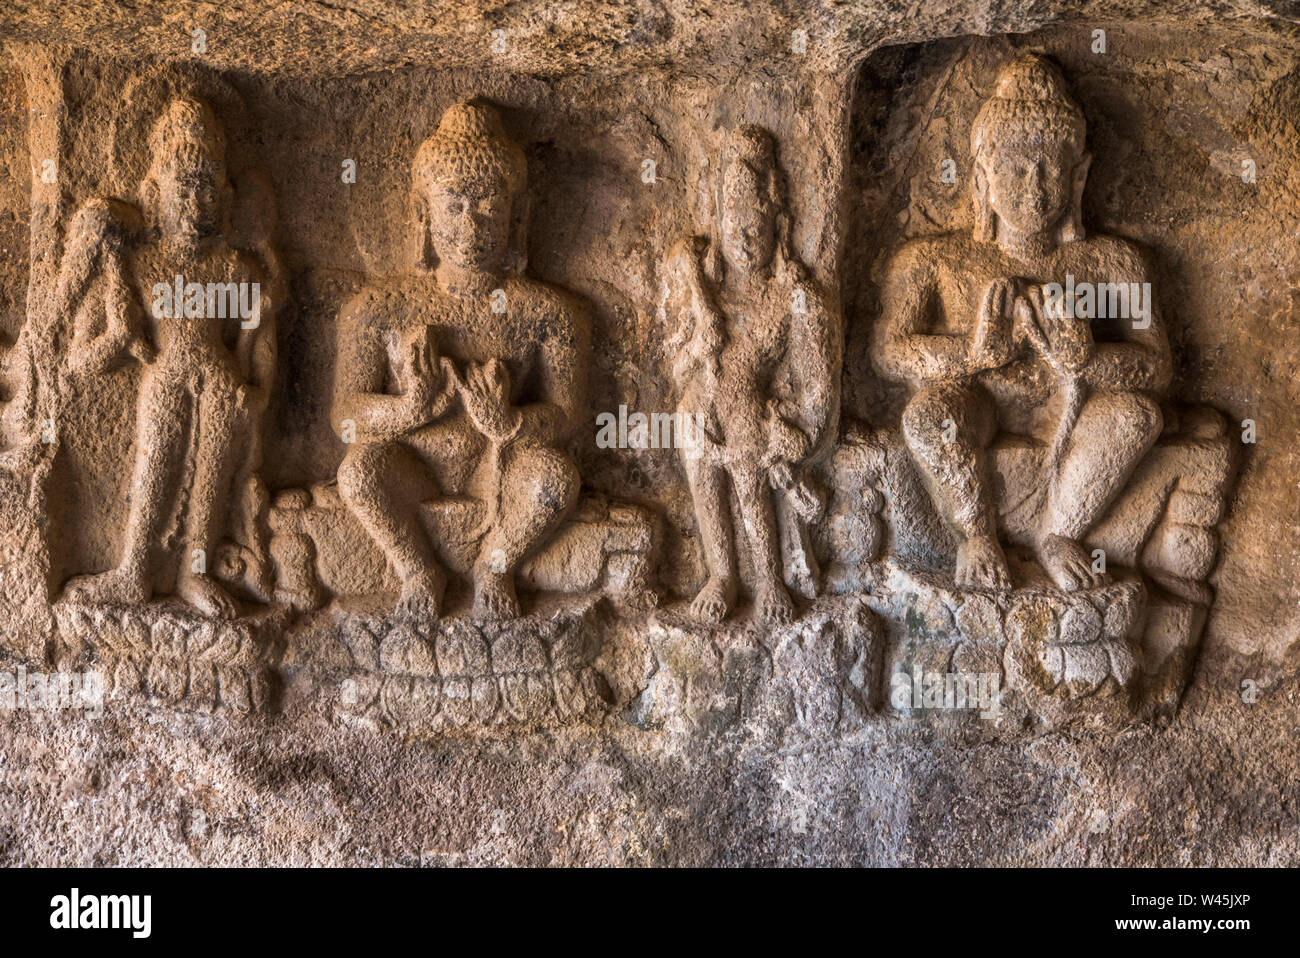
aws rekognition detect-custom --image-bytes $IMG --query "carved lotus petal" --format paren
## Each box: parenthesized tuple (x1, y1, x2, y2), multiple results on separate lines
(148, 656, 187, 701)
(379, 624, 438, 676)
(381, 677, 438, 727)
(1061, 643, 1109, 697)
(1006, 597, 1058, 650)
(112, 658, 144, 697)
(120, 614, 151, 655)
(501, 673, 553, 721)
(1107, 640, 1139, 689)
(186, 621, 220, 658)
(218, 666, 252, 712)
(1103, 593, 1139, 640)
(188, 663, 218, 711)
(343, 625, 382, 672)
(248, 668, 273, 712)
(491, 632, 548, 673)
(1035, 643, 1065, 687)
(1058, 602, 1102, 646)
(436, 623, 490, 677)
(552, 669, 588, 718)
(910, 589, 957, 638)
(955, 593, 1003, 643)
(378, 676, 417, 726)
(441, 677, 473, 725)
(95, 622, 136, 656)
(151, 619, 189, 658)
(339, 674, 382, 712)
(472, 676, 500, 722)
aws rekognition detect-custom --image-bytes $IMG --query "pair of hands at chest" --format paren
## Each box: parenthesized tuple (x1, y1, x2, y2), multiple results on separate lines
(972, 276, 1094, 379)
(396, 328, 520, 440)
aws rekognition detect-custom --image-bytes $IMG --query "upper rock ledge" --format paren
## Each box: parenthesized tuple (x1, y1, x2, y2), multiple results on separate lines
(3, 0, 1300, 78)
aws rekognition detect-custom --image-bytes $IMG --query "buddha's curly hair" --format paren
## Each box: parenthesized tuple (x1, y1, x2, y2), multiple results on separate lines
(411, 99, 527, 272)
(413, 99, 526, 196)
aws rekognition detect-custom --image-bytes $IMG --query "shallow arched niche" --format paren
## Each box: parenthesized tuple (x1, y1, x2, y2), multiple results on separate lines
(841, 20, 1300, 670)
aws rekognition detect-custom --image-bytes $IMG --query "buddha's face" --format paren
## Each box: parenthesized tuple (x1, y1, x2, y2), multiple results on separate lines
(152, 145, 222, 244)
(981, 135, 1079, 238)
(424, 175, 512, 273)
(720, 162, 776, 275)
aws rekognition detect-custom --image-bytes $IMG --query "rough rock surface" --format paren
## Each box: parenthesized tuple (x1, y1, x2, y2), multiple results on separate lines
(0, 1, 1297, 866)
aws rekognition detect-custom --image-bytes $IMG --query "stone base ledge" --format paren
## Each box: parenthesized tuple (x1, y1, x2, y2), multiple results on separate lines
(52, 601, 286, 714)
(871, 560, 1204, 732)
(315, 594, 613, 734)
(40, 564, 1209, 736)
(630, 595, 883, 739)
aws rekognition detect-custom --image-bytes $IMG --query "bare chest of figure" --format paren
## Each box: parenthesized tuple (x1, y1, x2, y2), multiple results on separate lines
(932, 243, 1064, 336)
(132, 241, 244, 362)
(717, 283, 788, 380)
(398, 281, 535, 387)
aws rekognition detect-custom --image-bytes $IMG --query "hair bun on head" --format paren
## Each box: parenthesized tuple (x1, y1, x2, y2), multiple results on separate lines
(413, 99, 526, 194)
(968, 54, 1090, 245)
(971, 54, 1086, 158)
(993, 54, 1073, 103)
(148, 95, 226, 161)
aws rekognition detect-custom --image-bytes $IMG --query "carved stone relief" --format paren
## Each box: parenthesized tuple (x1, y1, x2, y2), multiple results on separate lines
(0, 6, 1294, 865)
(0, 53, 1240, 732)
(863, 54, 1236, 730)
(660, 125, 841, 629)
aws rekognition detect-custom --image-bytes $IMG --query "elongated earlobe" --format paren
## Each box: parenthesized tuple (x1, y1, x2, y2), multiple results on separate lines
(508, 192, 530, 275)
(1058, 151, 1091, 244)
(971, 163, 995, 242)
(414, 193, 433, 272)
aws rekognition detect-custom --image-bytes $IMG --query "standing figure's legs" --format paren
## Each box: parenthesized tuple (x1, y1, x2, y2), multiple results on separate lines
(225, 384, 273, 600)
(176, 373, 244, 618)
(684, 451, 738, 624)
(62, 364, 189, 604)
(901, 380, 1010, 590)
(731, 462, 795, 626)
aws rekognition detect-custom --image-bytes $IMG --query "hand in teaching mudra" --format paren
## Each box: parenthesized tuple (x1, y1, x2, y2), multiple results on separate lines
(971, 277, 1019, 370)
(450, 357, 521, 441)
(1015, 283, 1094, 381)
(399, 328, 454, 425)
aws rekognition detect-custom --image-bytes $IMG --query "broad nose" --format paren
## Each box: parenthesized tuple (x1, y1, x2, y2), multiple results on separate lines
(1025, 161, 1048, 194)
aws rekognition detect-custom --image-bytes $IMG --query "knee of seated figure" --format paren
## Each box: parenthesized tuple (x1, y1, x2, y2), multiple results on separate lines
(902, 387, 959, 452)
(338, 443, 388, 503)
(515, 447, 579, 515)
(1109, 392, 1163, 448)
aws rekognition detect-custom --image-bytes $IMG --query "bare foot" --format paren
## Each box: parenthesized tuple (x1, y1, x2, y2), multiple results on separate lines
(1037, 533, 1107, 592)
(398, 565, 446, 621)
(689, 575, 736, 625)
(62, 566, 149, 606)
(955, 534, 1012, 591)
(473, 568, 520, 621)
(177, 573, 239, 619)
(756, 579, 796, 627)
